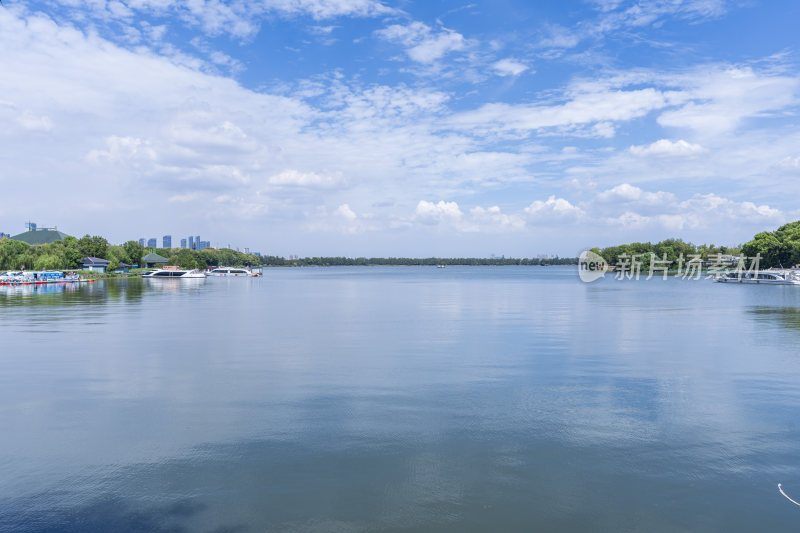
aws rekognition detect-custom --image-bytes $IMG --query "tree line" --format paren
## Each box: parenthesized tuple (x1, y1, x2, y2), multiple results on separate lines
(0, 234, 578, 271)
(592, 239, 740, 267)
(593, 220, 800, 269)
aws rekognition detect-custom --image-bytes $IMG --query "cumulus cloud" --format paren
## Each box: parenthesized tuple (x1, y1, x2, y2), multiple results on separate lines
(414, 200, 463, 224)
(333, 203, 357, 221)
(629, 139, 706, 157)
(594, 183, 675, 206)
(524, 196, 584, 221)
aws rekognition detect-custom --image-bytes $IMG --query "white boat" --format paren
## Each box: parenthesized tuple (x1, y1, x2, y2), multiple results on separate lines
(715, 269, 800, 285)
(142, 266, 205, 279)
(206, 267, 254, 277)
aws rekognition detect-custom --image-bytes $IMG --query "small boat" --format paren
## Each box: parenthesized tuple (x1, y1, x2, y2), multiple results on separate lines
(436, 265, 446, 268)
(142, 266, 205, 279)
(715, 269, 800, 285)
(206, 267, 255, 277)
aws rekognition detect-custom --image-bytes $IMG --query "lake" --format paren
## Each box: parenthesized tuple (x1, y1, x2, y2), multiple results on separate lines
(1, 267, 799, 532)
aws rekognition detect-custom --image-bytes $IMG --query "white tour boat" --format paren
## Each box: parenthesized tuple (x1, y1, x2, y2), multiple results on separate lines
(715, 269, 800, 285)
(142, 266, 206, 279)
(206, 267, 255, 277)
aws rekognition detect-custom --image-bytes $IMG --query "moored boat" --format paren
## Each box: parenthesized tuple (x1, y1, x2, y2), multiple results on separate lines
(206, 267, 254, 277)
(715, 269, 800, 285)
(142, 266, 205, 279)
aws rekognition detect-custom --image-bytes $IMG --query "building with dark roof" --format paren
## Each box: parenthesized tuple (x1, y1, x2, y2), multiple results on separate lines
(81, 257, 110, 272)
(142, 252, 168, 268)
(12, 228, 70, 245)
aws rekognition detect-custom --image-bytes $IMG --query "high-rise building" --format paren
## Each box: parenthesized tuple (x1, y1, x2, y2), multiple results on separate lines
(188, 236, 194, 249)
(163, 235, 172, 248)
(0, 232, 9, 239)
(195, 236, 200, 250)
(198, 240, 210, 250)
(138, 238, 145, 246)
(147, 238, 157, 248)
(180, 238, 187, 248)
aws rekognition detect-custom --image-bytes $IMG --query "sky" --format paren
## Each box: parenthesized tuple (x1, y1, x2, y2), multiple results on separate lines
(1, 0, 799, 257)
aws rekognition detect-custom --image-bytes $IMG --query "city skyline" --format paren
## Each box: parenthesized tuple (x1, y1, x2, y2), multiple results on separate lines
(2, 2, 800, 256)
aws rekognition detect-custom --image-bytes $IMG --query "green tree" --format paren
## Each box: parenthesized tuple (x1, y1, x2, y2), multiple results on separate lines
(34, 254, 64, 270)
(0, 239, 30, 269)
(122, 240, 145, 266)
(77, 235, 108, 259)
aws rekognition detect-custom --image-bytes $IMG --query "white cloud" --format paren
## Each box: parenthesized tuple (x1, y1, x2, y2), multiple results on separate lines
(333, 203, 357, 221)
(52, 0, 396, 39)
(414, 200, 463, 224)
(492, 58, 528, 77)
(16, 110, 54, 132)
(376, 22, 467, 64)
(524, 196, 583, 221)
(656, 67, 799, 136)
(268, 169, 342, 188)
(540, 0, 728, 50)
(629, 139, 706, 157)
(595, 183, 675, 206)
(450, 87, 667, 137)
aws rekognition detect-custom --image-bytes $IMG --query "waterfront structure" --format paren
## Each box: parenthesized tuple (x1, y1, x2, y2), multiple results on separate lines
(11, 222, 69, 245)
(81, 257, 110, 273)
(114, 262, 132, 274)
(163, 235, 172, 248)
(147, 238, 157, 248)
(142, 252, 168, 269)
(180, 238, 187, 248)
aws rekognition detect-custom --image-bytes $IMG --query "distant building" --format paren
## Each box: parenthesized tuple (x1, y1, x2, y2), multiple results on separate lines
(180, 238, 187, 248)
(163, 235, 172, 248)
(254, 252, 261, 257)
(189, 236, 194, 250)
(147, 238, 157, 248)
(195, 236, 200, 250)
(114, 262, 132, 274)
(244, 247, 250, 254)
(199, 240, 210, 250)
(12, 226, 70, 245)
(138, 238, 146, 246)
(81, 257, 110, 273)
(0, 232, 10, 239)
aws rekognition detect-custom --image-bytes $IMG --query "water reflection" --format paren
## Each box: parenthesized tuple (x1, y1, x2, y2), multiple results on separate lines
(1, 268, 800, 532)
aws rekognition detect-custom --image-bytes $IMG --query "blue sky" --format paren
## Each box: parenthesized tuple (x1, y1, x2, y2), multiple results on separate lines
(1, 0, 799, 256)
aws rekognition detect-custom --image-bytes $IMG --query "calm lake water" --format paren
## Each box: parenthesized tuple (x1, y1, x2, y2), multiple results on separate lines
(1, 266, 799, 532)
